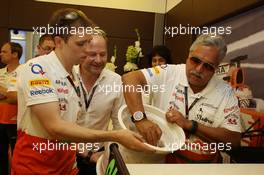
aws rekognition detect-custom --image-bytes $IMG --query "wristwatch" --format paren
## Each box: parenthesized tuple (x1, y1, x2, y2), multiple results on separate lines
(131, 111, 147, 123)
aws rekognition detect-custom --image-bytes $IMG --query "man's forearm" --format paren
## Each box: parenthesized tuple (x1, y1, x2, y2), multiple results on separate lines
(31, 102, 120, 143)
(0, 86, 17, 104)
(166, 110, 241, 147)
(122, 71, 163, 145)
(122, 71, 147, 113)
(46, 118, 120, 143)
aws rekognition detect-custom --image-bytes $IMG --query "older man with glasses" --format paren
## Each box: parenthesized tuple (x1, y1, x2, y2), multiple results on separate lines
(36, 34, 55, 56)
(122, 34, 241, 163)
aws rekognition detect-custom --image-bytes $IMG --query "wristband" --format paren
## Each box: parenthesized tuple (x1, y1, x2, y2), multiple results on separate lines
(189, 120, 198, 134)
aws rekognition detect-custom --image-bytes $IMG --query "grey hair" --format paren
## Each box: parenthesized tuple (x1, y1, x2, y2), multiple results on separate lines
(189, 34, 227, 62)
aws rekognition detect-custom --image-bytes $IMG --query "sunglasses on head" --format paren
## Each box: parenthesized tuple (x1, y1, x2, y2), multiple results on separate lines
(57, 11, 80, 28)
(189, 56, 216, 72)
(64, 11, 79, 20)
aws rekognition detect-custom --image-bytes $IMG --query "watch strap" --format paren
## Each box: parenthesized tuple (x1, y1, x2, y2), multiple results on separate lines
(131, 112, 147, 123)
(189, 120, 198, 134)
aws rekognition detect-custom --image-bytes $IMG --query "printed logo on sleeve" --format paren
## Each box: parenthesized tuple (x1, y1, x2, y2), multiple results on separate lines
(10, 79, 17, 84)
(55, 80, 67, 86)
(152, 66, 160, 75)
(225, 113, 240, 126)
(224, 105, 239, 113)
(160, 64, 168, 70)
(30, 64, 45, 75)
(30, 88, 54, 96)
(227, 118, 237, 125)
(195, 108, 213, 125)
(146, 68, 153, 77)
(29, 79, 51, 86)
(57, 88, 69, 94)
(59, 103, 67, 111)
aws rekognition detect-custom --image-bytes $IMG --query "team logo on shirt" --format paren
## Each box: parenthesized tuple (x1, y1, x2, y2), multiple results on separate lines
(30, 88, 54, 96)
(152, 66, 160, 75)
(57, 88, 69, 94)
(175, 87, 184, 94)
(29, 79, 51, 86)
(227, 118, 238, 125)
(146, 66, 161, 77)
(224, 105, 239, 113)
(201, 103, 217, 110)
(225, 112, 240, 125)
(168, 101, 179, 110)
(195, 108, 213, 125)
(146, 68, 153, 77)
(31, 64, 45, 75)
(225, 113, 240, 120)
(160, 64, 168, 69)
(55, 80, 67, 86)
(59, 103, 67, 111)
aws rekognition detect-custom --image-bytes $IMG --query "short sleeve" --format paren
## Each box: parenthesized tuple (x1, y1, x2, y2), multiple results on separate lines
(141, 64, 171, 86)
(219, 92, 242, 133)
(18, 62, 58, 106)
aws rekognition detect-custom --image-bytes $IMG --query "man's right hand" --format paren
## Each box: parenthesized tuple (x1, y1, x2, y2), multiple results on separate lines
(114, 129, 155, 153)
(135, 119, 162, 146)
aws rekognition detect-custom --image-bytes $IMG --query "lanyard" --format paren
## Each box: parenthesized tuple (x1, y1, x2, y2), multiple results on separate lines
(66, 75, 83, 107)
(184, 86, 201, 119)
(66, 75, 81, 97)
(80, 82, 98, 111)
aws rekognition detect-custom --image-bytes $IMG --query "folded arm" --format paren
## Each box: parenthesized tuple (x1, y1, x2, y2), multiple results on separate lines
(0, 85, 17, 104)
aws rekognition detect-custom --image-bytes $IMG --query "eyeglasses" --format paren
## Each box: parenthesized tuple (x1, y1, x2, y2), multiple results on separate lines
(189, 56, 216, 72)
(40, 46, 55, 52)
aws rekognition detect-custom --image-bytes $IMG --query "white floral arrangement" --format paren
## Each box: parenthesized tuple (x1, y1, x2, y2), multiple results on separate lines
(105, 45, 117, 72)
(124, 29, 144, 72)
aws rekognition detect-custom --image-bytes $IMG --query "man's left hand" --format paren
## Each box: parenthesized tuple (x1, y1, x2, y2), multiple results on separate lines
(166, 109, 192, 130)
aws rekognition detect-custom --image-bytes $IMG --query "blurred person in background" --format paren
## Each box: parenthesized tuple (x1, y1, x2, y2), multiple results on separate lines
(147, 45, 172, 67)
(0, 42, 22, 175)
(36, 34, 55, 56)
